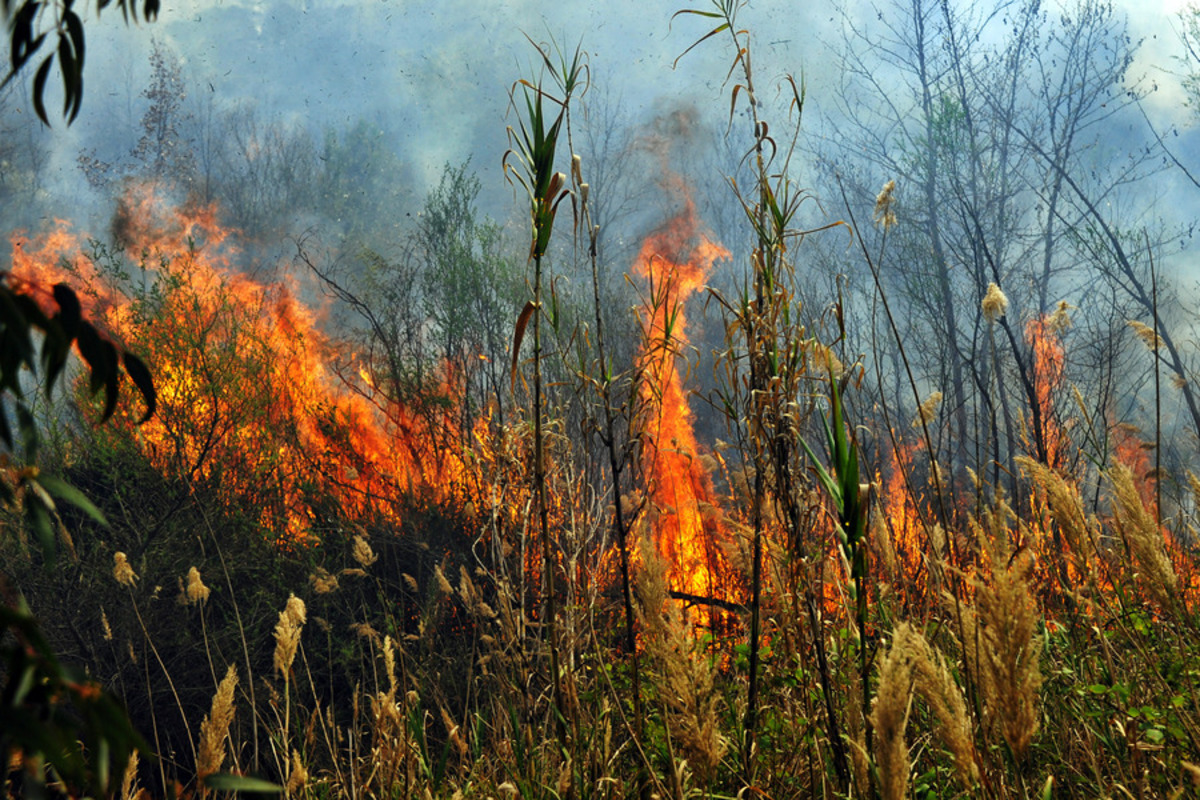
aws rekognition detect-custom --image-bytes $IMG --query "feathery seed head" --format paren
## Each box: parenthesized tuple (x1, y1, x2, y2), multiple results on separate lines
(1047, 300, 1073, 333)
(113, 552, 138, 587)
(1127, 320, 1161, 351)
(309, 567, 339, 595)
(273, 594, 306, 676)
(286, 751, 307, 796)
(915, 391, 943, 427)
(197, 665, 238, 780)
(352, 534, 377, 567)
(981, 282, 1008, 323)
(185, 567, 210, 605)
(875, 179, 898, 231)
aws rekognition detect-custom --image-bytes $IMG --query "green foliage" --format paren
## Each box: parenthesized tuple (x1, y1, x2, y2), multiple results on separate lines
(0, 277, 154, 558)
(0, 272, 155, 796)
(0, 596, 147, 796)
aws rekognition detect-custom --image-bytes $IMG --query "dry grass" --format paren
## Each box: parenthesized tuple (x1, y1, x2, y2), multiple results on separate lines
(196, 665, 238, 783)
(955, 500, 1043, 762)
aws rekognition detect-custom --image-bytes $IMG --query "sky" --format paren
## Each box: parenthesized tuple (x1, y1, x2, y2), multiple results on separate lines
(12, 0, 1200, 244)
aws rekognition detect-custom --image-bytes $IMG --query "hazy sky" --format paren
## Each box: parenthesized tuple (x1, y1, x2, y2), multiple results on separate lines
(21, 0, 1199, 233)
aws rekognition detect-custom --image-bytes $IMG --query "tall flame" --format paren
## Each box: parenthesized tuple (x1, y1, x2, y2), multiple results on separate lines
(633, 189, 730, 602)
(1025, 316, 1066, 466)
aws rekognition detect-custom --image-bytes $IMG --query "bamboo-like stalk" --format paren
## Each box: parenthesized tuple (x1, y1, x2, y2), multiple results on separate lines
(503, 42, 586, 750)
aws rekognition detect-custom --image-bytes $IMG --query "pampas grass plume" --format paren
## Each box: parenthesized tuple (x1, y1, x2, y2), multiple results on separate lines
(197, 664, 238, 781)
(982, 283, 1008, 323)
(875, 179, 898, 230)
(352, 534, 378, 567)
(274, 594, 306, 676)
(185, 567, 210, 605)
(915, 391, 943, 427)
(113, 552, 138, 587)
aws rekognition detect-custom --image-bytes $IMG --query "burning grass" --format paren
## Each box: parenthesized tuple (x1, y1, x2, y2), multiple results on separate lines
(5, 19, 1200, 800)
(5, 182, 1200, 798)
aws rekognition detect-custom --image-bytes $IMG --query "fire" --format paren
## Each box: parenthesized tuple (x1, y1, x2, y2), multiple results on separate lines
(11, 185, 466, 543)
(632, 189, 730, 604)
(1110, 424, 1200, 602)
(878, 437, 927, 580)
(1025, 316, 1067, 466)
(1112, 423, 1156, 513)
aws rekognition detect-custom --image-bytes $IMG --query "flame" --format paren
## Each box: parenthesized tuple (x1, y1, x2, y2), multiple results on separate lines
(1110, 424, 1200, 602)
(878, 437, 927, 579)
(11, 185, 466, 544)
(632, 189, 730, 604)
(1025, 316, 1066, 466)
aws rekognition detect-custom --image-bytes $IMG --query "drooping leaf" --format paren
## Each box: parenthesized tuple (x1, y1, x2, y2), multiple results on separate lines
(511, 300, 536, 392)
(10, 1, 43, 72)
(122, 350, 156, 422)
(75, 320, 120, 419)
(36, 474, 109, 526)
(51, 283, 81, 337)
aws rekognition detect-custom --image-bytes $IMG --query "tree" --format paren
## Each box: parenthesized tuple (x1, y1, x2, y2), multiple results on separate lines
(78, 40, 196, 198)
(317, 120, 414, 250)
(820, 0, 1170, 490)
(415, 161, 524, 424)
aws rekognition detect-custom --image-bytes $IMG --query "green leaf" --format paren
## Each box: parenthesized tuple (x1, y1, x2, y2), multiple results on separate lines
(202, 773, 284, 794)
(75, 321, 120, 419)
(10, 1, 43, 72)
(25, 494, 56, 562)
(36, 474, 109, 526)
(673, 22, 731, 69)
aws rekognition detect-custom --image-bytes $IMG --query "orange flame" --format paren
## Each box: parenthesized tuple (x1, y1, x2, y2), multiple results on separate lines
(1025, 316, 1066, 466)
(11, 186, 466, 544)
(879, 437, 927, 579)
(633, 190, 730, 603)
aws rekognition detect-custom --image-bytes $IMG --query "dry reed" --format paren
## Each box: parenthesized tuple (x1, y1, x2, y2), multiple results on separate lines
(871, 623, 978, 800)
(273, 594, 306, 676)
(957, 501, 1042, 761)
(1018, 455, 1098, 586)
(635, 537, 726, 782)
(197, 664, 238, 781)
(982, 283, 1008, 323)
(874, 179, 897, 230)
(113, 552, 138, 587)
(914, 391, 943, 427)
(119, 750, 141, 800)
(1109, 461, 1178, 610)
(182, 566, 210, 605)
(1127, 320, 1160, 351)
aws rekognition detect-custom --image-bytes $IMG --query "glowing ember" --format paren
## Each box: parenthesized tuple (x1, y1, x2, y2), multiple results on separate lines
(633, 189, 730, 603)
